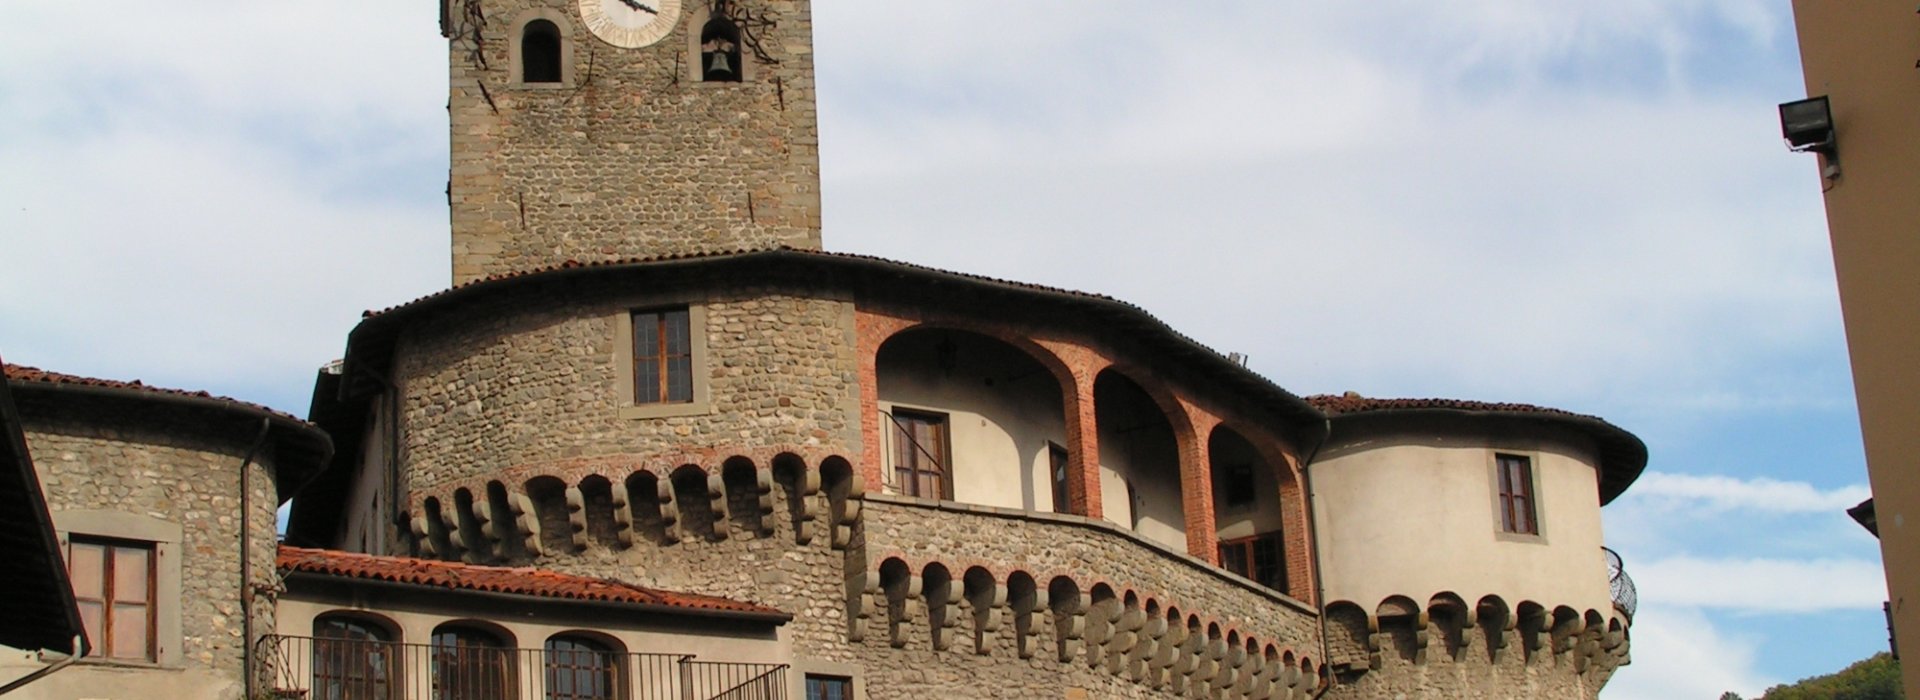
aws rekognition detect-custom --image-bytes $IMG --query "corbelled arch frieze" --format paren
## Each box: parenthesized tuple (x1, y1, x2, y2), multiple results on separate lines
(854, 554, 1328, 700)
(1323, 593, 1630, 688)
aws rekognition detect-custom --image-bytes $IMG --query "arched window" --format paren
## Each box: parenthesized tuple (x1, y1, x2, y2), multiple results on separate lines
(699, 17, 743, 82)
(522, 19, 563, 83)
(313, 614, 397, 700)
(432, 623, 515, 700)
(544, 634, 622, 700)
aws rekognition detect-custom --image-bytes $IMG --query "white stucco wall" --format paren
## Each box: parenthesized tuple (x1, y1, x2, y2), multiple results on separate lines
(1311, 429, 1613, 615)
(875, 330, 1067, 512)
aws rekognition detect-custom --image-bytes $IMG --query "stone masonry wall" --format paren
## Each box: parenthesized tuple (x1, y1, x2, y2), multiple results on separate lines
(406, 454, 1324, 699)
(861, 498, 1321, 652)
(395, 287, 860, 498)
(18, 403, 280, 700)
(448, 0, 822, 283)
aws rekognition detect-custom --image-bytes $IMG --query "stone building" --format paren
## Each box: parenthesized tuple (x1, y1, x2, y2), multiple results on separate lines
(0, 1, 1643, 698)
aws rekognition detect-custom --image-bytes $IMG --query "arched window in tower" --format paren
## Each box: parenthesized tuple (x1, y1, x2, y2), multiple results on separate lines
(700, 16, 743, 82)
(522, 19, 563, 83)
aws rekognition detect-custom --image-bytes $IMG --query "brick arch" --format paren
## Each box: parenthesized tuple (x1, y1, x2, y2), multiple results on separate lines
(1211, 419, 1315, 603)
(857, 309, 1116, 517)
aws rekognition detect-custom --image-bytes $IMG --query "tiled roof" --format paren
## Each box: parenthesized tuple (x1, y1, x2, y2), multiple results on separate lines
(363, 246, 1117, 318)
(1305, 394, 1587, 419)
(277, 546, 788, 619)
(3, 363, 302, 422)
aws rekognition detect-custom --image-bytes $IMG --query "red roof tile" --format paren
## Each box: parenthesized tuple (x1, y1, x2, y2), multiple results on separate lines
(277, 545, 787, 619)
(3, 363, 303, 422)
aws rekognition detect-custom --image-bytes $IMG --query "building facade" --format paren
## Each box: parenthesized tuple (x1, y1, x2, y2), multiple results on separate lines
(1788, 4, 1920, 697)
(1, 1, 1643, 698)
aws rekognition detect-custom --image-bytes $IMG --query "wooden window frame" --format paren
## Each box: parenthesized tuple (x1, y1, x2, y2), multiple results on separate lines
(68, 536, 157, 662)
(886, 408, 952, 500)
(805, 674, 854, 700)
(1215, 531, 1287, 593)
(1495, 453, 1540, 537)
(616, 305, 710, 420)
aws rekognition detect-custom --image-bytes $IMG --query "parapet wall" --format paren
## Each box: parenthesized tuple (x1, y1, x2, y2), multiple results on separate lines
(1322, 595, 1629, 699)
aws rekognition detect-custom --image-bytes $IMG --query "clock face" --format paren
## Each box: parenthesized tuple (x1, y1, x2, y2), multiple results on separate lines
(578, 0, 682, 49)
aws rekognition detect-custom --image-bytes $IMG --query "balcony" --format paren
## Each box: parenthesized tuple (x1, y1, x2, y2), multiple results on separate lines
(1604, 546, 1637, 621)
(258, 635, 788, 700)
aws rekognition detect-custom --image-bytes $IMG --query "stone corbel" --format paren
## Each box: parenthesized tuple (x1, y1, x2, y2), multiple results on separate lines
(656, 480, 682, 544)
(609, 482, 634, 548)
(510, 492, 543, 557)
(470, 497, 500, 560)
(1364, 615, 1385, 670)
(889, 575, 924, 649)
(1412, 611, 1431, 665)
(1054, 604, 1086, 664)
(706, 473, 730, 540)
(438, 505, 470, 562)
(1105, 606, 1146, 675)
(1168, 629, 1205, 695)
(1550, 615, 1585, 666)
(1082, 599, 1120, 670)
(1218, 644, 1249, 697)
(411, 513, 437, 558)
(1017, 590, 1048, 660)
(793, 469, 821, 545)
(1126, 614, 1165, 682)
(1148, 621, 1188, 690)
(832, 474, 865, 551)
(751, 469, 775, 537)
(930, 582, 960, 652)
(974, 583, 1007, 655)
(564, 486, 589, 551)
(846, 569, 873, 643)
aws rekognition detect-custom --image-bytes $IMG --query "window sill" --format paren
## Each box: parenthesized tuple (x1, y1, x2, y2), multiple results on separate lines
(512, 81, 574, 90)
(75, 657, 180, 671)
(1494, 530, 1548, 545)
(618, 401, 713, 420)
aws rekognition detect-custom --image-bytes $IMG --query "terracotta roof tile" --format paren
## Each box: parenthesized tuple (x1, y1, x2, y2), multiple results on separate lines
(1304, 393, 1587, 419)
(3, 363, 303, 422)
(277, 546, 786, 619)
(363, 246, 1116, 318)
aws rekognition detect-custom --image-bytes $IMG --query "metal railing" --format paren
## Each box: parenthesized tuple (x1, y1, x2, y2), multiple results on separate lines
(1603, 546, 1637, 621)
(258, 635, 787, 700)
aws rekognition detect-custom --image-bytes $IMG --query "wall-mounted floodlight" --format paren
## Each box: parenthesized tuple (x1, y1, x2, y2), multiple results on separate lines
(1780, 95, 1839, 178)
(1780, 96, 1836, 153)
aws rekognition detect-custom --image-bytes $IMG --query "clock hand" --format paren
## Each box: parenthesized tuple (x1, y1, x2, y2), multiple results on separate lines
(616, 0, 659, 13)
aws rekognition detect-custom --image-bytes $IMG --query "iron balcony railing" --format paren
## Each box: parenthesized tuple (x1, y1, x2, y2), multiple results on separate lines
(1603, 546, 1637, 621)
(258, 635, 788, 700)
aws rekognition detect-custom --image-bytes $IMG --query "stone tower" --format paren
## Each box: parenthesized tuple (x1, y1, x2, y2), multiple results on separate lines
(444, 0, 822, 284)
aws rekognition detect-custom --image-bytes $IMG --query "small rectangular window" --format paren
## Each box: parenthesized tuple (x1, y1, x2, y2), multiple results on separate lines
(887, 409, 950, 499)
(68, 537, 156, 661)
(1496, 454, 1538, 535)
(1049, 443, 1070, 513)
(1219, 462, 1256, 509)
(632, 308, 694, 405)
(805, 674, 853, 700)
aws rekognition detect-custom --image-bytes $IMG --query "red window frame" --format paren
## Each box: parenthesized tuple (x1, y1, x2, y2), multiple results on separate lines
(1216, 532, 1286, 593)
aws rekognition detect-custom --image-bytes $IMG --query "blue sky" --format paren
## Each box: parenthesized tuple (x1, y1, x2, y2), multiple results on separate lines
(0, 2, 1882, 696)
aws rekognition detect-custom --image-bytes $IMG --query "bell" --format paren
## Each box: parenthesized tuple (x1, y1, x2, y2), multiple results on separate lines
(707, 51, 733, 77)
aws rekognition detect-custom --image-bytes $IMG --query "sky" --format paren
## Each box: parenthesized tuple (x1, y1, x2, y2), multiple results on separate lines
(0, 1, 1884, 696)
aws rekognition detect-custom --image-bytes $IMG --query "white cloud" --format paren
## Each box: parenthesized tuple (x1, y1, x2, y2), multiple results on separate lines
(1629, 473, 1873, 514)
(1633, 556, 1885, 613)
(1602, 604, 1775, 699)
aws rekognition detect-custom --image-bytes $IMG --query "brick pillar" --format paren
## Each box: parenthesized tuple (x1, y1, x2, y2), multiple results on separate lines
(1063, 370, 1103, 519)
(1276, 452, 1315, 604)
(1177, 407, 1221, 564)
(855, 311, 916, 491)
(1034, 340, 1109, 521)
